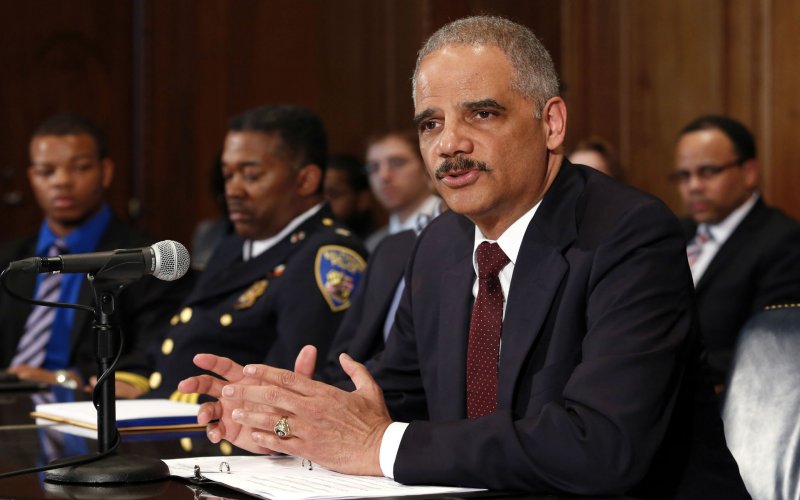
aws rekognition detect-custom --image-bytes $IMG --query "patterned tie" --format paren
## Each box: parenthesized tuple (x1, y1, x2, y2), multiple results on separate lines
(11, 240, 68, 368)
(467, 241, 510, 419)
(686, 225, 712, 268)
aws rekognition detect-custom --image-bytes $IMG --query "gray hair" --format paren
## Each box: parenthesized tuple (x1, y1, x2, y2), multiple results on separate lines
(412, 15, 560, 117)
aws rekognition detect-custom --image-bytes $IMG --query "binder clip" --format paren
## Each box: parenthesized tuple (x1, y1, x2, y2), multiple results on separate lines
(189, 462, 232, 484)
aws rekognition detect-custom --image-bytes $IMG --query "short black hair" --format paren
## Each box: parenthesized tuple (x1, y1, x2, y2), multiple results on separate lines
(228, 104, 327, 174)
(32, 113, 108, 159)
(327, 154, 368, 192)
(679, 115, 756, 161)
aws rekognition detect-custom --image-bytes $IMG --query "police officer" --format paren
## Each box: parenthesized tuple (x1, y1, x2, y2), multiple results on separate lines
(115, 104, 366, 401)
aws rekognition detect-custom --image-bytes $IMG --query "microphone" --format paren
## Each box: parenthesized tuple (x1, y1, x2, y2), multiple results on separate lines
(8, 240, 190, 282)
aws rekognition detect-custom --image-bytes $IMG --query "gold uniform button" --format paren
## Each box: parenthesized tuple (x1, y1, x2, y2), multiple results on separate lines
(169, 314, 179, 326)
(180, 437, 193, 453)
(149, 371, 162, 390)
(219, 441, 233, 455)
(322, 217, 334, 226)
(219, 314, 233, 327)
(179, 307, 193, 323)
(161, 338, 174, 355)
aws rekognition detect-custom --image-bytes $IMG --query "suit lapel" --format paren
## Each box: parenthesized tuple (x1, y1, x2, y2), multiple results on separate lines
(437, 244, 474, 420)
(498, 234, 567, 409)
(497, 162, 580, 410)
(695, 198, 764, 293)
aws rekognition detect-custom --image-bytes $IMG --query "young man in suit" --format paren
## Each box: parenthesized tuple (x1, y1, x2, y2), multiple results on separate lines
(113, 104, 367, 400)
(673, 115, 800, 392)
(178, 17, 748, 498)
(0, 114, 188, 388)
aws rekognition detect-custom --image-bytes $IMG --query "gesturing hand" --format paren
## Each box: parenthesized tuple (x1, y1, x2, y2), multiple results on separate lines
(177, 345, 318, 454)
(222, 352, 392, 476)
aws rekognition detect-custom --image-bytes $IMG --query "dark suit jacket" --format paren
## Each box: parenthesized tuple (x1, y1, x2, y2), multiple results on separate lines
(0, 216, 193, 380)
(323, 230, 417, 382)
(682, 198, 800, 385)
(370, 163, 748, 498)
(138, 206, 368, 399)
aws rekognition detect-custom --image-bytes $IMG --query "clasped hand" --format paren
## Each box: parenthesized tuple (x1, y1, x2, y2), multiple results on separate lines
(177, 346, 392, 476)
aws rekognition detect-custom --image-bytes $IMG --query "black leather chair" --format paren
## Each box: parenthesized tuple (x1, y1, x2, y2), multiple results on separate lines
(722, 304, 800, 500)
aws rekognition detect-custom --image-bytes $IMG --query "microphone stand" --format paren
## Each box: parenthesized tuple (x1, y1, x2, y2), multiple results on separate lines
(44, 271, 169, 484)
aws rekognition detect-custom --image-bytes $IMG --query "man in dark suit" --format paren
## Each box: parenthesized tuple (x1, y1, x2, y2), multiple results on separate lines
(114, 104, 367, 400)
(322, 230, 417, 383)
(0, 114, 188, 388)
(673, 115, 800, 391)
(177, 16, 748, 498)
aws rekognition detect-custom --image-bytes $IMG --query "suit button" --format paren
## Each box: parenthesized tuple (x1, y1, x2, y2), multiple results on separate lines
(169, 314, 179, 326)
(179, 307, 193, 323)
(162, 338, 174, 355)
(322, 217, 334, 226)
(219, 314, 233, 327)
(149, 371, 162, 390)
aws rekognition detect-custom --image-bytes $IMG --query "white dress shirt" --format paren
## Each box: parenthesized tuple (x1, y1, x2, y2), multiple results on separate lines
(689, 194, 757, 285)
(243, 203, 323, 261)
(378, 201, 542, 478)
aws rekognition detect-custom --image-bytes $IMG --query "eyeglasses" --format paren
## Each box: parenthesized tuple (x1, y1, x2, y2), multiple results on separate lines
(363, 157, 411, 175)
(669, 159, 743, 183)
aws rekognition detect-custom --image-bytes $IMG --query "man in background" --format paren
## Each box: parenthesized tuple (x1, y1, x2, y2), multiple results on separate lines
(323, 153, 375, 241)
(363, 130, 440, 251)
(673, 114, 800, 391)
(0, 113, 188, 388)
(114, 104, 367, 400)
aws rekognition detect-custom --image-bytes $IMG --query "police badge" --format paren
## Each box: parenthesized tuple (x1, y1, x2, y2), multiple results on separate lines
(314, 245, 366, 312)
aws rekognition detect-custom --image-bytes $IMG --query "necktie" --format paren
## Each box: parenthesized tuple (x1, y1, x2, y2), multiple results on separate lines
(686, 225, 712, 268)
(467, 241, 510, 418)
(11, 240, 68, 368)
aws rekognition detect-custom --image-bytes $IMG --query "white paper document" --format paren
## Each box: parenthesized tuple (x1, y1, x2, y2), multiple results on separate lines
(164, 455, 485, 500)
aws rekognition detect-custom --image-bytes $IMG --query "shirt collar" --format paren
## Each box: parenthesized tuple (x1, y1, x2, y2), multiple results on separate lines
(247, 203, 323, 260)
(35, 205, 112, 255)
(702, 193, 758, 244)
(472, 200, 542, 269)
(388, 195, 442, 235)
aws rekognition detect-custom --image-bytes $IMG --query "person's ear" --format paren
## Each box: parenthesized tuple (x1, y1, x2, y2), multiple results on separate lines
(541, 96, 567, 151)
(101, 158, 115, 189)
(296, 164, 323, 196)
(740, 158, 759, 190)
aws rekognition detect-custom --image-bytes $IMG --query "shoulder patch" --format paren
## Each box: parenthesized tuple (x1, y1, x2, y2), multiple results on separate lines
(315, 245, 366, 312)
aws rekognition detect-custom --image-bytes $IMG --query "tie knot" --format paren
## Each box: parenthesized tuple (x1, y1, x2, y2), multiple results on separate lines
(695, 225, 713, 245)
(475, 242, 510, 279)
(49, 239, 68, 257)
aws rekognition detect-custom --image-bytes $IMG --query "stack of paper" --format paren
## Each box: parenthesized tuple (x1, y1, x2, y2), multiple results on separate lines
(165, 455, 485, 500)
(31, 399, 204, 434)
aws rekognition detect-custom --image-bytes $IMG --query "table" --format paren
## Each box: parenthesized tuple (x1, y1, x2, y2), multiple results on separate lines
(0, 386, 632, 499)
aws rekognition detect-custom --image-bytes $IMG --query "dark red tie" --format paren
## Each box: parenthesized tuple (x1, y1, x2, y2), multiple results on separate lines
(467, 241, 510, 418)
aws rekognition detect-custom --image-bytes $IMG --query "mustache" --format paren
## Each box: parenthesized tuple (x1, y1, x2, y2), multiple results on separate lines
(434, 157, 490, 179)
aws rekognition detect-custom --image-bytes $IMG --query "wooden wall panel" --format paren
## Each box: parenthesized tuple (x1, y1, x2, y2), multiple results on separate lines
(559, 0, 800, 221)
(2, 0, 798, 247)
(560, 0, 622, 165)
(0, 0, 133, 240)
(136, 0, 432, 246)
(767, 0, 800, 220)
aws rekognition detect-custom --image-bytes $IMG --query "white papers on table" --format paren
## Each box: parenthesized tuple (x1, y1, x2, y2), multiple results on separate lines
(164, 455, 485, 500)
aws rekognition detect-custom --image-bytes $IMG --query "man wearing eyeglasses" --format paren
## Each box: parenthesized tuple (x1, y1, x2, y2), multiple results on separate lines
(673, 114, 800, 392)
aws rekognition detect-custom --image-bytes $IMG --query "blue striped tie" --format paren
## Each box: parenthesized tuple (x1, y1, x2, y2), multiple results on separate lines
(11, 240, 68, 368)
